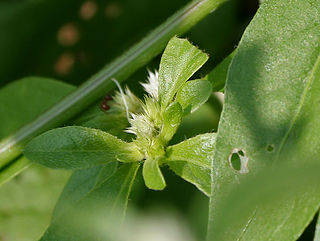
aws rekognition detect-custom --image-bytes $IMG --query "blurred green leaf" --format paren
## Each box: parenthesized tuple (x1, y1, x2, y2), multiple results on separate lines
(211, 163, 320, 241)
(159, 37, 209, 107)
(52, 162, 118, 221)
(208, 0, 320, 240)
(176, 79, 212, 113)
(0, 156, 31, 186)
(24, 126, 143, 169)
(315, 213, 320, 241)
(0, 77, 74, 139)
(81, 113, 130, 140)
(0, 165, 69, 241)
(41, 163, 140, 241)
(167, 133, 215, 196)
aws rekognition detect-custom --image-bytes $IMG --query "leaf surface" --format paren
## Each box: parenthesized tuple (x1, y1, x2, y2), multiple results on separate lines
(161, 102, 183, 142)
(159, 36, 209, 107)
(0, 77, 74, 139)
(143, 158, 166, 190)
(167, 133, 215, 196)
(40, 163, 140, 241)
(51, 162, 118, 221)
(176, 79, 212, 113)
(208, 0, 320, 240)
(24, 126, 143, 169)
(211, 163, 320, 241)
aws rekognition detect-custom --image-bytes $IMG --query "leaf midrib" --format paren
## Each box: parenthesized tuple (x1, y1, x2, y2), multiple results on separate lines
(275, 52, 320, 160)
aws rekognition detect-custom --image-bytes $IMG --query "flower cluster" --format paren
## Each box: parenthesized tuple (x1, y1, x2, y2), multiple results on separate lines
(111, 70, 167, 160)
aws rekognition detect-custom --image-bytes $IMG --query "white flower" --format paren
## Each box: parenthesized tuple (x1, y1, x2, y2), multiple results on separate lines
(125, 97, 162, 139)
(141, 70, 159, 101)
(112, 87, 141, 114)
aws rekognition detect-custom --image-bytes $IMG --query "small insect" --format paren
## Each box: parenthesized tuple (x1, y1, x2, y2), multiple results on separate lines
(100, 94, 113, 111)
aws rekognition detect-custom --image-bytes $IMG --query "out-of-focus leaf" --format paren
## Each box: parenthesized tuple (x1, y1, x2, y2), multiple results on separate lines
(166, 133, 215, 196)
(0, 77, 74, 139)
(81, 113, 130, 140)
(41, 163, 140, 241)
(212, 164, 320, 241)
(208, 0, 320, 240)
(24, 126, 143, 169)
(207, 52, 234, 92)
(176, 79, 212, 113)
(0, 156, 31, 186)
(0, 165, 69, 241)
(315, 213, 320, 241)
(159, 37, 208, 107)
(52, 162, 118, 221)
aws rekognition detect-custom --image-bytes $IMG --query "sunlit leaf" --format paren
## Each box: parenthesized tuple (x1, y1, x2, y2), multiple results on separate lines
(161, 102, 183, 142)
(176, 79, 212, 113)
(159, 36, 209, 107)
(166, 133, 215, 196)
(24, 126, 143, 169)
(208, 0, 320, 240)
(143, 158, 166, 190)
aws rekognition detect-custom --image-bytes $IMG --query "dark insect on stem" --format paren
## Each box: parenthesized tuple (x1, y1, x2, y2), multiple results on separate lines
(100, 94, 113, 111)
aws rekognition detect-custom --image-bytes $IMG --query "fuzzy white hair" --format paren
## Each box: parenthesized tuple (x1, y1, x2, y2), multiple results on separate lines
(140, 70, 159, 101)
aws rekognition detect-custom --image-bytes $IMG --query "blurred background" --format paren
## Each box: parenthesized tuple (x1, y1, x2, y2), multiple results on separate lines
(0, 0, 260, 240)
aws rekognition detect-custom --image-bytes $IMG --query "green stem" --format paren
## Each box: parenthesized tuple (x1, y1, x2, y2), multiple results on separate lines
(0, 156, 31, 186)
(0, 0, 227, 174)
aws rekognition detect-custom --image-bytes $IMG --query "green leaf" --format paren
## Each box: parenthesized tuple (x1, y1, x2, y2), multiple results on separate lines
(0, 77, 75, 139)
(0, 77, 75, 184)
(208, 0, 320, 240)
(168, 161, 211, 196)
(211, 163, 320, 241)
(176, 79, 212, 114)
(0, 165, 69, 241)
(315, 212, 320, 241)
(40, 163, 140, 241)
(24, 126, 143, 169)
(143, 158, 166, 190)
(51, 162, 118, 221)
(159, 36, 209, 107)
(166, 133, 215, 196)
(207, 52, 235, 92)
(161, 102, 183, 142)
(0, 157, 31, 186)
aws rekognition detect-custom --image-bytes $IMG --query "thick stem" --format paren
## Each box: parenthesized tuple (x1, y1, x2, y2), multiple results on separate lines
(0, 0, 227, 176)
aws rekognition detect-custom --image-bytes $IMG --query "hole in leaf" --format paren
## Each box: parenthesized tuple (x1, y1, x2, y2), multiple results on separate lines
(229, 149, 249, 174)
(230, 153, 241, 171)
(266, 144, 275, 152)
